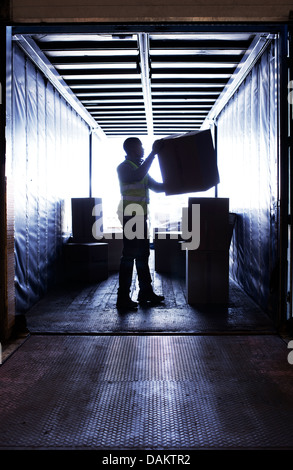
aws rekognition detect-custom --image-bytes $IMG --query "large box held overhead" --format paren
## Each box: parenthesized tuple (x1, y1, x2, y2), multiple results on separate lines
(157, 129, 219, 195)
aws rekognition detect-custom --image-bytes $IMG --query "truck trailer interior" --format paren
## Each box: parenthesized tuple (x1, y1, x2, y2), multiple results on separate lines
(5, 24, 288, 331)
(1, 22, 293, 452)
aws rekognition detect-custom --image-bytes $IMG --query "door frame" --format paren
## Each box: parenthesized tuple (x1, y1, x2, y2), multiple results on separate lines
(0, 22, 290, 339)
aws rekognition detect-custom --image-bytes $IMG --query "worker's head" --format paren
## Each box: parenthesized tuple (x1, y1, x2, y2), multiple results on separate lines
(123, 137, 144, 164)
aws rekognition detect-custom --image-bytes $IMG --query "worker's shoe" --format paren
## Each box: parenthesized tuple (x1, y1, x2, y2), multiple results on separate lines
(138, 291, 165, 305)
(116, 296, 138, 311)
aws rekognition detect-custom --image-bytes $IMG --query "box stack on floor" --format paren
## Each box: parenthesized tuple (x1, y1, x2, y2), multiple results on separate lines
(63, 197, 109, 282)
(186, 197, 230, 304)
(154, 230, 186, 278)
(99, 232, 123, 271)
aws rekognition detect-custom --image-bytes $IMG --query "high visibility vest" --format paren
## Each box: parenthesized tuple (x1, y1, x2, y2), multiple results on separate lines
(119, 160, 149, 216)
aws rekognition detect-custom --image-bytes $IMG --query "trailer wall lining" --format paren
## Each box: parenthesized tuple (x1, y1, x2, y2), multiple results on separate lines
(217, 40, 278, 317)
(12, 44, 92, 314)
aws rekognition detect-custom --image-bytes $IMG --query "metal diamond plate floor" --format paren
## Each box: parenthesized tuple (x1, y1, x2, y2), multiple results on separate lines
(1, 334, 293, 450)
(25, 274, 276, 335)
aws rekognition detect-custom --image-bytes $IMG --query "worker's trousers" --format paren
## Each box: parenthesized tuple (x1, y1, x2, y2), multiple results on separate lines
(118, 216, 152, 298)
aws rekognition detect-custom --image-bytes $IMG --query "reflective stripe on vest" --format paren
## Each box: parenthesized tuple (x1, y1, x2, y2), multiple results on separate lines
(119, 160, 149, 215)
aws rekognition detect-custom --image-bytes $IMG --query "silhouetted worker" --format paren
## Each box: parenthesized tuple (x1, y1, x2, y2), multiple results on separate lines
(116, 137, 165, 310)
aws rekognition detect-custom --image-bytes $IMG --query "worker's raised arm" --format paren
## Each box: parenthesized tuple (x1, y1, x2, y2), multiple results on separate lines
(148, 175, 165, 193)
(117, 140, 163, 184)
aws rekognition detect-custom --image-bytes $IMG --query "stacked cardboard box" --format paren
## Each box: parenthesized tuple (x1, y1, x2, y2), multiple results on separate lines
(63, 242, 108, 282)
(99, 232, 123, 271)
(71, 197, 103, 242)
(154, 231, 185, 277)
(186, 197, 229, 304)
(157, 129, 219, 196)
(63, 197, 108, 281)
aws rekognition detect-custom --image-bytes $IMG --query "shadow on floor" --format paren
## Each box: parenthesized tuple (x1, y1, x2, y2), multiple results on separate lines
(24, 270, 276, 335)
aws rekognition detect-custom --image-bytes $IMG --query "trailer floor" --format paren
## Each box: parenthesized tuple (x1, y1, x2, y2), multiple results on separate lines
(1, 266, 293, 454)
(24, 268, 276, 335)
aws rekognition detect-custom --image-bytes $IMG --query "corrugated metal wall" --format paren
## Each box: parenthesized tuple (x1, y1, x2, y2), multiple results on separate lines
(12, 44, 91, 314)
(217, 40, 279, 317)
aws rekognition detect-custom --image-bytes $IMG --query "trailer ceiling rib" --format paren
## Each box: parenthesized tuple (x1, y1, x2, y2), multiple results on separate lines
(14, 31, 273, 136)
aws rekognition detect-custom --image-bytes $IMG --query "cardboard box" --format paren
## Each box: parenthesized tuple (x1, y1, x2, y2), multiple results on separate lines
(100, 233, 123, 271)
(154, 232, 185, 277)
(186, 250, 229, 304)
(157, 129, 219, 195)
(63, 242, 108, 282)
(71, 197, 103, 243)
(188, 197, 229, 251)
